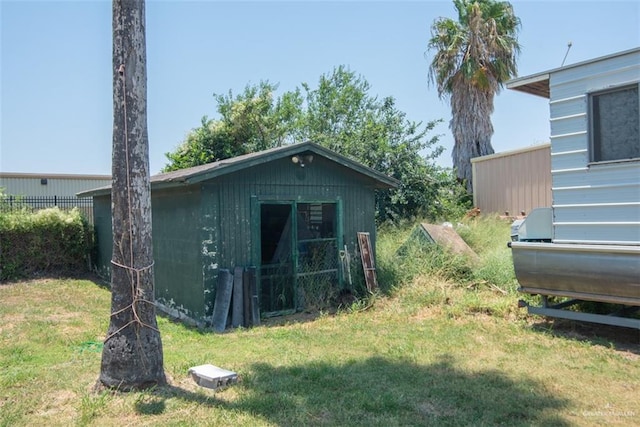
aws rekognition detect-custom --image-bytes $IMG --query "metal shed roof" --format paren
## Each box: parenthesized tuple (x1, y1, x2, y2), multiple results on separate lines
(506, 47, 640, 98)
(78, 141, 399, 197)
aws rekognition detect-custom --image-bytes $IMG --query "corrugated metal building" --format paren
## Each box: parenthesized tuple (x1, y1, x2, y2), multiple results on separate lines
(0, 172, 111, 197)
(508, 47, 640, 245)
(1, 172, 111, 223)
(80, 141, 398, 326)
(472, 144, 552, 216)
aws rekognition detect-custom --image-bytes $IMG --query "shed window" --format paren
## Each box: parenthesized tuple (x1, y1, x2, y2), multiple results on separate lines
(590, 84, 640, 162)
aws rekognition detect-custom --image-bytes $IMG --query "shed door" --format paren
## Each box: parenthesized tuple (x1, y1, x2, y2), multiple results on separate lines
(295, 203, 339, 309)
(260, 203, 295, 314)
(259, 201, 341, 316)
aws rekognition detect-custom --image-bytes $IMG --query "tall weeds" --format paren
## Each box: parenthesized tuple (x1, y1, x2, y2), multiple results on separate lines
(376, 215, 521, 318)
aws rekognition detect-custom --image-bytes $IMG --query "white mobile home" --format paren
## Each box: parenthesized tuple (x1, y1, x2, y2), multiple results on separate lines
(507, 48, 640, 328)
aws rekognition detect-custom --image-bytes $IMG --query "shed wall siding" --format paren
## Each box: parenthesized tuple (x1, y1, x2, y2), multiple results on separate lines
(214, 156, 377, 271)
(89, 153, 385, 325)
(472, 144, 552, 215)
(200, 183, 221, 318)
(91, 188, 212, 322)
(549, 50, 640, 245)
(152, 187, 207, 320)
(93, 195, 113, 279)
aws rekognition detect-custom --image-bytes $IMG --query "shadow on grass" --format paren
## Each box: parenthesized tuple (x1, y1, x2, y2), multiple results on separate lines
(159, 305, 343, 332)
(134, 395, 166, 415)
(160, 355, 570, 426)
(531, 319, 640, 355)
(132, 384, 225, 416)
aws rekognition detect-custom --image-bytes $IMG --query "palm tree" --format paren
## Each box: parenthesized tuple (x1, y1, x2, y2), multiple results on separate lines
(428, 0, 520, 193)
(100, 0, 166, 390)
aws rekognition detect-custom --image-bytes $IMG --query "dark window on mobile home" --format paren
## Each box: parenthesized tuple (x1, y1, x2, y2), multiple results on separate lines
(590, 84, 640, 162)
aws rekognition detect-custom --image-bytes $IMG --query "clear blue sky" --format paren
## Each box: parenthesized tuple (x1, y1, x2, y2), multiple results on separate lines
(1, 0, 638, 175)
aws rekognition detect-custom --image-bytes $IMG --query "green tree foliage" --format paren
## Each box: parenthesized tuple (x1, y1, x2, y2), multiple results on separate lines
(427, 0, 521, 192)
(164, 81, 304, 171)
(164, 67, 470, 222)
(163, 116, 239, 171)
(215, 81, 306, 151)
(298, 67, 451, 222)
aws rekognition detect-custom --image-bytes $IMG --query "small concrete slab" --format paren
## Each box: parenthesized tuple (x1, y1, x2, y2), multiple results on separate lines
(188, 364, 238, 390)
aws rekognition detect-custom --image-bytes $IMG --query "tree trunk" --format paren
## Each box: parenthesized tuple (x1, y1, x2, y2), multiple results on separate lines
(100, 0, 166, 390)
(450, 76, 496, 194)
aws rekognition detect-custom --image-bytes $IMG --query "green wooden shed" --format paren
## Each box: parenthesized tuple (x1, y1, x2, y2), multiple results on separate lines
(80, 141, 398, 326)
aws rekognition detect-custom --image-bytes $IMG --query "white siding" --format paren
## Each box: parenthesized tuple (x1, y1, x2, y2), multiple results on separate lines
(0, 173, 111, 197)
(548, 49, 640, 245)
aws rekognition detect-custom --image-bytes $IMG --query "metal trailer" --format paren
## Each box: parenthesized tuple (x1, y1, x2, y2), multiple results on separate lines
(510, 208, 640, 329)
(509, 212, 640, 329)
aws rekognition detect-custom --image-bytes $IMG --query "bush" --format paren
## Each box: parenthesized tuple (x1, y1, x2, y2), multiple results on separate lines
(0, 207, 94, 281)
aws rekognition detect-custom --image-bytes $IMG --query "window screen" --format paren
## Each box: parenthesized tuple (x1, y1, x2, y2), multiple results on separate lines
(590, 84, 640, 162)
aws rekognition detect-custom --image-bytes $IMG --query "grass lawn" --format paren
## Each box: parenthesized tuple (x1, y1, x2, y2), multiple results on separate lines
(1, 219, 638, 426)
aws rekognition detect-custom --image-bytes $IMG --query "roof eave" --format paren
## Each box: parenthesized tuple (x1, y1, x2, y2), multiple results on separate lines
(506, 47, 640, 99)
(506, 73, 550, 99)
(77, 141, 399, 196)
(76, 186, 111, 198)
(184, 141, 399, 188)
